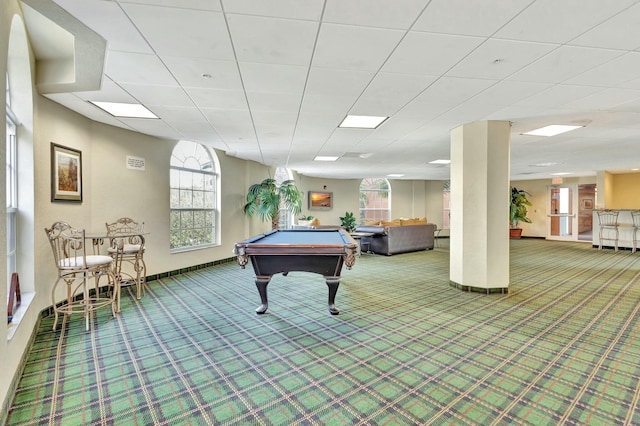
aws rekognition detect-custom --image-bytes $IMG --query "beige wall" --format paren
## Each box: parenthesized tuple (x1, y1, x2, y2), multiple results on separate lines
(610, 173, 640, 209)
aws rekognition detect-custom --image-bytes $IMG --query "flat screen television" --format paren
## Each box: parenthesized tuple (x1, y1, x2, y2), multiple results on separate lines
(308, 191, 333, 210)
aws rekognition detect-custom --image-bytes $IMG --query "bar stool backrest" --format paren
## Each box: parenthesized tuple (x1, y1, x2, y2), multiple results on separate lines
(597, 210, 619, 227)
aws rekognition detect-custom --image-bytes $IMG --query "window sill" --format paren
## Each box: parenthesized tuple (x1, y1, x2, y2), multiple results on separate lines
(7, 292, 35, 341)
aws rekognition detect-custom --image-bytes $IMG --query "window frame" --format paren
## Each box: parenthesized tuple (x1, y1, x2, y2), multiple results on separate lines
(6, 113, 17, 288)
(274, 167, 294, 229)
(169, 141, 218, 252)
(359, 177, 391, 223)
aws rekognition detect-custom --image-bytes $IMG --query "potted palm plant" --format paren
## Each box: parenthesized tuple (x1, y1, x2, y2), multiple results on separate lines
(339, 211, 357, 233)
(510, 186, 532, 239)
(243, 178, 303, 229)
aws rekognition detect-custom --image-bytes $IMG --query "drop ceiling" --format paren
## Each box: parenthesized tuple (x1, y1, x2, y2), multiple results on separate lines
(20, 0, 640, 180)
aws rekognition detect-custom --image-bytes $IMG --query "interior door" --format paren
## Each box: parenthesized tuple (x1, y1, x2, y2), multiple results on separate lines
(547, 185, 578, 241)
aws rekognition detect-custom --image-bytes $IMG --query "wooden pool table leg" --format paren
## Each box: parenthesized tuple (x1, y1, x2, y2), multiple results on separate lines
(255, 275, 271, 314)
(325, 276, 340, 315)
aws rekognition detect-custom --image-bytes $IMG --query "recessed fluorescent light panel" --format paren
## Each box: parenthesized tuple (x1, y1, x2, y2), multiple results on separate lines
(523, 125, 583, 137)
(90, 101, 158, 119)
(314, 156, 339, 162)
(387, 174, 404, 178)
(339, 115, 388, 129)
(429, 159, 451, 164)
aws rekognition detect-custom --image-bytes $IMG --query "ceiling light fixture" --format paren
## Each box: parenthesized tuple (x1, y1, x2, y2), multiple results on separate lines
(523, 125, 583, 137)
(387, 174, 404, 178)
(90, 101, 158, 119)
(314, 156, 339, 162)
(429, 159, 451, 164)
(551, 172, 572, 176)
(338, 115, 388, 129)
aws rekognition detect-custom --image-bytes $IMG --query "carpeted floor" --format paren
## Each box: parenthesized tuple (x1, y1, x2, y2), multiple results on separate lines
(6, 239, 640, 425)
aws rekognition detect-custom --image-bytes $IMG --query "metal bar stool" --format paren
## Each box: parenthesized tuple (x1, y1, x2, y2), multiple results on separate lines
(597, 210, 620, 251)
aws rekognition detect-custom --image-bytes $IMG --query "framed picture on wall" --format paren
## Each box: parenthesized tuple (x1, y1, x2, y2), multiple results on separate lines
(51, 143, 83, 202)
(308, 191, 333, 210)
(580, 198, 593, 210)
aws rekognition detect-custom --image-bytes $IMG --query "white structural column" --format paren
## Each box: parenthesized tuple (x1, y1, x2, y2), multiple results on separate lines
(449, 121, 510, 293)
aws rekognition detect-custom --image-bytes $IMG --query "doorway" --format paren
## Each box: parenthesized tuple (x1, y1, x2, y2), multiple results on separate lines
(547, 183, 595, 242)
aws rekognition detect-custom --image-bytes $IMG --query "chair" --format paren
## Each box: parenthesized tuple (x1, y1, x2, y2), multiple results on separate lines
(596, 210, 619, 251)
(44, 221, 120, 331)
(434, 228, 443, 247)
(632, 211, 640, 253)
(106, 218, 146, 300)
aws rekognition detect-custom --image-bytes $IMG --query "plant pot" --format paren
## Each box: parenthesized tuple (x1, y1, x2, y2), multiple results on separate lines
(510, 228, 523, 239)
(298, 220, 313, 227)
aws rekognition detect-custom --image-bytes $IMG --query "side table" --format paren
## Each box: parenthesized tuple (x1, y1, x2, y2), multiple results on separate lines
(350, 232, 374, 256)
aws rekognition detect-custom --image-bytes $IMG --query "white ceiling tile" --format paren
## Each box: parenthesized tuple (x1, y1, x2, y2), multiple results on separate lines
(323, 0, 430, 29)
(515, 85, 604, 108)
(200, 108, 256, 142)
(148, 106, 210, 127)
(447, 40, 558, 80)
(226, 14, 318, 65)
(221, 0, 323, 20)
(118, 117, 183, 140)
(324, 128, 372, 146)
(495, 0, 637, 44)
(299, 93, 356, 116)
(105, 51, 178, 85)
(415, 77, 496, 107)
(570, 3, 640, 50)
(118, 0, 222, 12)
(238, 62, 308, 94)
(185, 87, 248, 109)
(120, 83, 194, 107)
(351, 72, 436, 116)
(306, 67, 374, 96)
(507, 46, 625, 84)
(246, 91, 303, 113)
(54, 0, 152, 53)
(162, 57, 243, 90)
(252, 110, 298, 142)
(120, 4, 234, 59)
(468, 81, 553, 107)
(370, 117, 424, 138)
(564, 52, 640, 87)
(564, 88, 640, 110)
(382, 32, 484, 75)
(413, 0, 531, 36)
(293, 113, 342, 142)
(312, 23, 404, 71)
(73, 77, 139, 103)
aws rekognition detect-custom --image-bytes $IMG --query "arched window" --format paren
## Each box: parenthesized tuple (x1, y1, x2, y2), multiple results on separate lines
(6, 73, 17, 288)
(274, 167, 294, 229)
(169, 141, 218, 251)
(359, 178, 390, 222)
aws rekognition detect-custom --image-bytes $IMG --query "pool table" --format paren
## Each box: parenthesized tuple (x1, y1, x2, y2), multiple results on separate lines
(234, 228, 358, 315)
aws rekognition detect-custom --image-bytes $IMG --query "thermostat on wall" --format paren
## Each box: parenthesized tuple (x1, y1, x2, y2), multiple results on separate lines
(126, 156, 145, 171)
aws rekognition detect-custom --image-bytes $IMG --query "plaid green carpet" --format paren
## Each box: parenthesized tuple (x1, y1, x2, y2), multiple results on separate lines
(7, 239, 640, 425)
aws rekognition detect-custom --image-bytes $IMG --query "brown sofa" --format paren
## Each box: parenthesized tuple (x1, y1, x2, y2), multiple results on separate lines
(354, 221, 436, 255)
